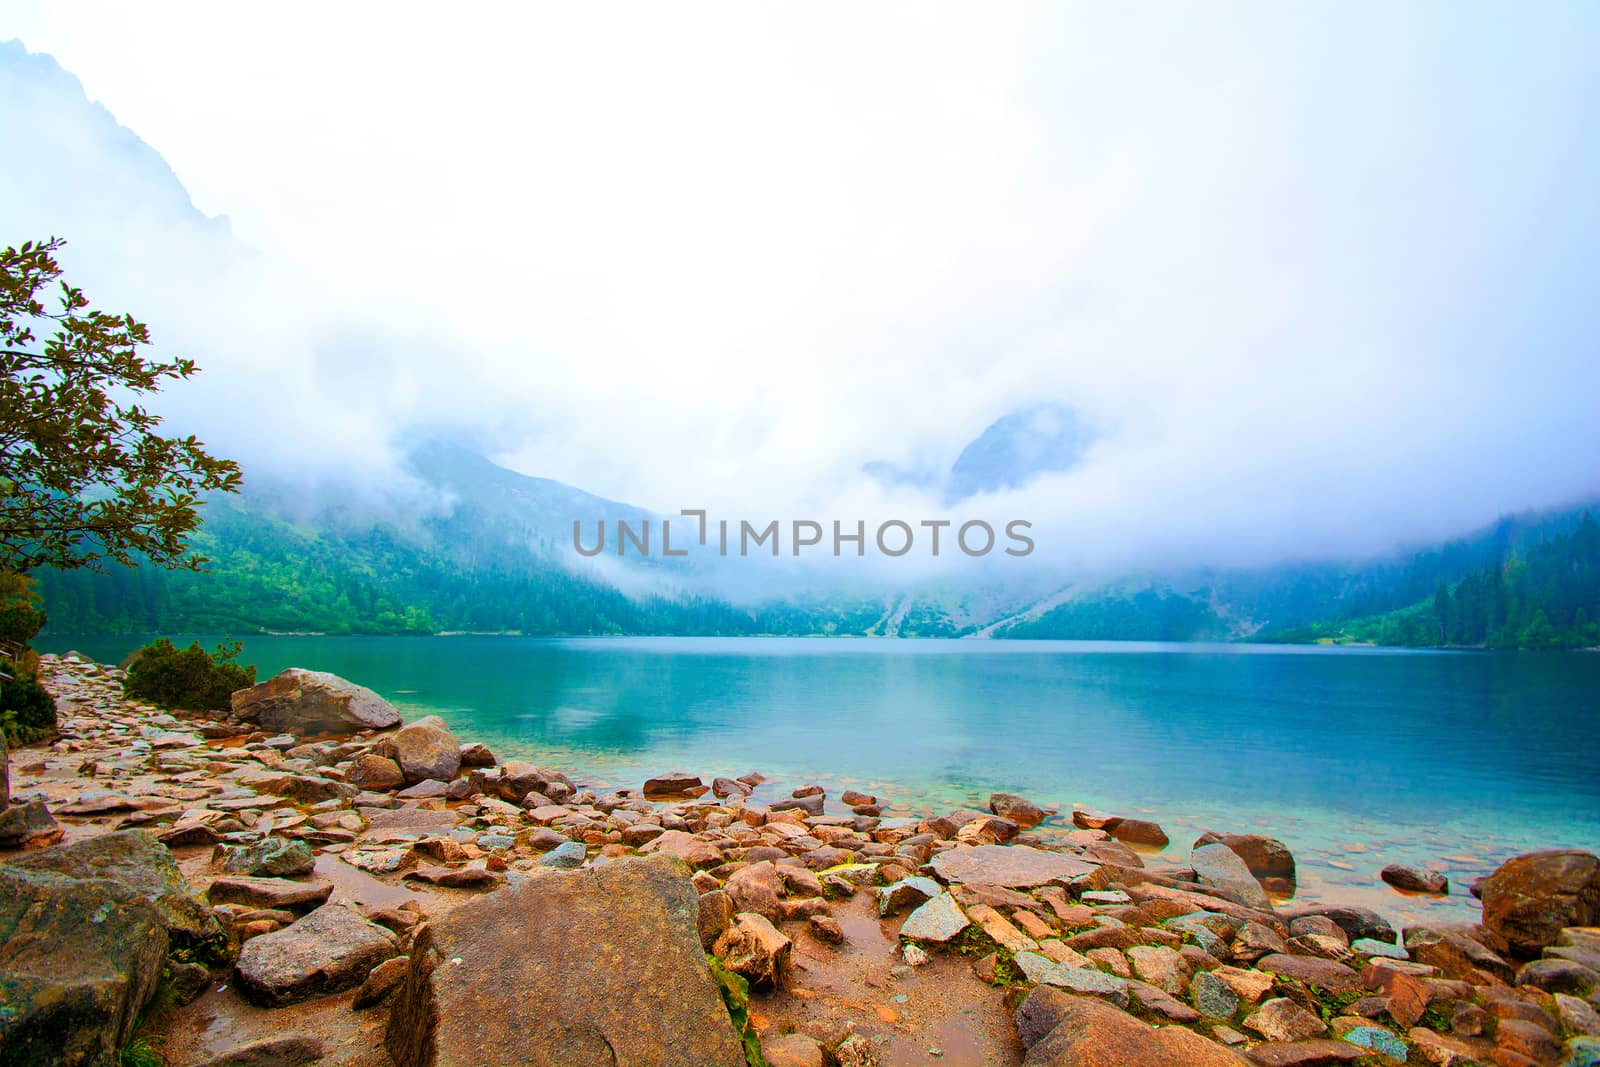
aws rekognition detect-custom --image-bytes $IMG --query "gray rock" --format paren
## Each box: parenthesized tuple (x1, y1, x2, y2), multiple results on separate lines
(878, 875, 942, 917)
(1192, 842, 1272, 910)
(537, 841, 587, 868)
(191, 1034, 326, 1067)
(0, 865, 168, 1066)
(220, 837, 315, 878)
(899, 892, 971, 943)
(231, 668, 402, 735)
(385, 854, 744, 1067)
(235, 901, 399, 1005)
(1191, 970, 1240, 1018)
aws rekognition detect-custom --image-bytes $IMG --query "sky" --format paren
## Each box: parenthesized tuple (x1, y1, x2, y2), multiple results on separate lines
(4, 2, 1600, 576)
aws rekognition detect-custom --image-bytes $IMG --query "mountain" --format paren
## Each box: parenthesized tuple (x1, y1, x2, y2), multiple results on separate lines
(863, 402, 1094, 504)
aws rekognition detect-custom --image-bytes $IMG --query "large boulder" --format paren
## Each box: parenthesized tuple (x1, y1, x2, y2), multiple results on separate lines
(234, 901, 400, 1005)
(0, 865, 168, 1066)
(8, 829, 223, 954)
(1191, 842, 1272, 911)
(1480, 850, 1600, 956)
(1195, 831, 1296, 883)
(230, 668, 402, 735)
(386, 854, 744, 1067)
(387, 715, 461, 784)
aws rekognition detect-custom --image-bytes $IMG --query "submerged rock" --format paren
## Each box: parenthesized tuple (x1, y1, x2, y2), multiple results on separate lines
(231, 667, 402, 734)
(642, 771, 705, 798)
(1381, 862, 1449, 895)
(990, 792, 1050, 829)
(386, 854, 743, 1067)
(0, 865, 168, 1067)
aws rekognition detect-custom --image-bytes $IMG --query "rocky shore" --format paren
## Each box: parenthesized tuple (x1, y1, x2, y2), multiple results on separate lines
(2, 653, 1598, 1067)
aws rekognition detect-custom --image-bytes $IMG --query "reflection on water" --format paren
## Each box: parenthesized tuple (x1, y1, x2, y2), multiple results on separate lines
(44, 634, 1600, 923)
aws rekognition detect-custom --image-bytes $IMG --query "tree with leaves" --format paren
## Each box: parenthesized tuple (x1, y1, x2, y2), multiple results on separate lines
(1, 236, 241, 573)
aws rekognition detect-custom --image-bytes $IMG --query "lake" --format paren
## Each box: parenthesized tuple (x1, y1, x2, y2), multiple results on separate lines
(40, 634, 1600, 925)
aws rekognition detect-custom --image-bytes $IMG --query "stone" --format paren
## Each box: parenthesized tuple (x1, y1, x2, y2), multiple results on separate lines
(404, 863, 502, 888)
(1351, 937, 1408, 959)
(190, 1034, 326, 1067)
(726, 860, 786, 922)
(1257, 953, 1364, 994)
(1564, 1037, 1600, 1067)
(231, 667, 402, 734)
(1196, 832, 1297, 883)
(9, 829, 222, 951)
(990, 792, 1049, 829)
(1480, 850, 1600, 956)
(235, 901, 400, 1005)
(354, 956, 410, 1009)
(0, 798, 62, 849)
(537, 840, 587, 869)
(1245, 998, 1329, 1043)
(207, 875, 334, 912)
(1497, 1018, 1562, 1063)
(899, 892, 971, 943)
(1111, 818, 1169, 848)
(763, 1033, 826, 1067)
(1194, 842, 1273, 911)
(458, 742, 496, 768)
(1243, 1040, 1365, 1066)
(1282, 905, 1394, 945)
(1382, 863, 1449, 894)
(390, 715, 461, 783)
(772, 793, 824, 816)
(0, 865, 168, 1067)
(347, 753, 405, 790)
(1556, 994, 1600, 1037)
(387, 855, 743, 1067)
(928, 844, 1094, 888)
(1518, 957, 1599, 995)
(640, 828, 723, 868)
(1339, 1024, 1408, 1060)
(1015, 988, 1246, 1065)
(1212, 965, 1277, 1004)
(716, 911, 793, 988)
(712, 776, 752, 799)
(1014, 954, 1132, 1007)
(809, 914, 843, 944)
(833, 1034, 878, 1067)
(1193, 970, 1242, 1018)
(642, 771, 705, 798)
(220, 836, 315, 878)
(699, 889, 734, 950)
(1127, 944, 1186, 994)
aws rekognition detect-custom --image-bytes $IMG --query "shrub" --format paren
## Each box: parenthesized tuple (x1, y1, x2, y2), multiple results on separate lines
(0, 669, 56, 744)
(123, 638, 256, 711)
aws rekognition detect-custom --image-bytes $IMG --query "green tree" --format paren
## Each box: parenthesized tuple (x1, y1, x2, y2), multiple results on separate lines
(1, 236, 241, 574)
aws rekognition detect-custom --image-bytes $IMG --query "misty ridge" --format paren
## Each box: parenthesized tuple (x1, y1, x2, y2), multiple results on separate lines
(2, 23, 1598, 644)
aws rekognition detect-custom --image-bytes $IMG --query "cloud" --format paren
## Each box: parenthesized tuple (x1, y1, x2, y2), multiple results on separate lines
(4, 2, 1600, 583)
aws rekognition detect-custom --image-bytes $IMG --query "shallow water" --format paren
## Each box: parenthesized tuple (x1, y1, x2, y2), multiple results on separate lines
(45, 634, 1600, 924)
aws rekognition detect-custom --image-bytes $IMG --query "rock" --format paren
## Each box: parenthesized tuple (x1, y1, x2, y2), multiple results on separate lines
(235, 901, 400, 1005)
(354, 956, 410, 1009)
(716, 911, 793, 988)
(0, 797, 62, 849)
(1245, 998, 1328, 1042)
(712, 776, 752, 799)
(763, 1033, 826, 1067)
(841, 789, 876, 806)
(991, 792, 1049, 829)
(1193, 970, 1242, 1018)
(231, 667, 402, 734)
(1015, 988, 1246, 1065)
(1196, 832, 1297, 883)
(1084, 839, 1145, 868)
(1382, 863, 1449, 894)
(1111, 818, 1169, 848)
(1257, 954, 1364, 994)
(1556, 993, 1600, 1037)
(1350, 937, 1407, 959)
(1480, 850, 1600, 956)
(1243, 1040, 1365, 1066)
(404, 863, 503, 889)
(207, 875, 334, 912)
(640, 829, 723, 868)
(1127, 945, 1185, 994)
(537, 841, 587, 869)
(1340, 1024, 1408, 1061)
(642, 771, 705, 798)
(1282, 905, 1394, 945)
(386, 854, 744, 1067)
(346, 753, 405, 790)
(0, 865, 168, 1067)
(190, 1034, 327, 1067)
(1518, 957, 1600, 995)
(833, 1034, 879, 1067)
(726, 860, 786, 922)
(699, 889, 735, 950)
(772, 793, 824, 816)
(458, 742, 496, 768)
(809, 914, 843, 944)
(390, 715, 461, 783)
(220, 837, 315, 878)
(1193, 842, 1273, 910)
(928, 844, 1094, 888)
(1403, 923, 1513, 981)
(899, 892, 972, 943)
(9, 829, 222, 951)
(168, 960, 212, 1005)
(878, 875, 942, 917)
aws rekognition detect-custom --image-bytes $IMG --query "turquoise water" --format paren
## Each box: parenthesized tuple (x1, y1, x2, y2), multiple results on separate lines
(43, 635, 1600, 924)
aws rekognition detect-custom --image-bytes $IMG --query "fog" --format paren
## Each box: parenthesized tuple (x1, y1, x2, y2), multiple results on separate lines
(4, 3, 1600, 582)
